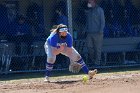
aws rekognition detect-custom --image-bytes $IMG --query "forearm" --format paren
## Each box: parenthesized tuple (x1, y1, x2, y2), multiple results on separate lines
(52, 48, 62, 55)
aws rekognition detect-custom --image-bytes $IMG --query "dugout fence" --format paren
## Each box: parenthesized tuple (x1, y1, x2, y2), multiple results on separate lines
(0, 0, 140, 74)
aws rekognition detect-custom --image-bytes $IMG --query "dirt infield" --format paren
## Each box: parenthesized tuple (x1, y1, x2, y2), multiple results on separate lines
(1, 71, 140, 93)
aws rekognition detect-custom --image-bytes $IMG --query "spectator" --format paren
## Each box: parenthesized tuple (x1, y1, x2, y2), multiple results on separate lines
(75, 0, 87, 26)
(26, 2, 45, 36)
(112, 0, 124, 25)
(10, 15, 32, 55)
(75, 0, 88, 39)
(55, 8, 68, 26)
(0, 3, 9, 37)
(85, 0, 105, 66)
(124, 0, 139, 25)
(52, 0, 67, 25)
(122, 0, 139, 37)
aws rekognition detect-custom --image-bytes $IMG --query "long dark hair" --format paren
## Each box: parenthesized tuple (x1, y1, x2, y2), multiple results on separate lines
(50, 24, 67, 33)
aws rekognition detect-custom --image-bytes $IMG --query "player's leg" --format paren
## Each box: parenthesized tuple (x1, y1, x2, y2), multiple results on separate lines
(62, 47, 89, 74)
(62, 47, 97, 79)
(44, 42, 56, 82)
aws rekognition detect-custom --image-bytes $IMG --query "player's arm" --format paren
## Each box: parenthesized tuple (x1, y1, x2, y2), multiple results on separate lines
(52, 45, 64, 55)
(65, 33, 73, 54)
(50, 36, 64, 55)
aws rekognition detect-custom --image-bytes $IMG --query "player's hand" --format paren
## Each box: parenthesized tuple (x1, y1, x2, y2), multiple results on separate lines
(69, 60, 82, 73)
(52, 46, 64, 55)
(59, 45, 65, 51)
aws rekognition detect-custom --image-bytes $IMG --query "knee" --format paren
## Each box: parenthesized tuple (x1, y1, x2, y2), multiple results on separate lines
(47, 58, 55, 64)
(76, 55, 81, 61)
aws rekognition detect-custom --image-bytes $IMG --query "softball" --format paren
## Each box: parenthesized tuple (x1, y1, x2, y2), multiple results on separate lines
(82, 75, 88, 83)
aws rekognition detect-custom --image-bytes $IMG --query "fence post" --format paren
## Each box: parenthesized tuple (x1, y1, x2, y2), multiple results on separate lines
(67, 0, 73, 35)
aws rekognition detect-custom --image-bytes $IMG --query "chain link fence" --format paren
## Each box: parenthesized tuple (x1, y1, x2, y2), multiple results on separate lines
(0, 0, 140, 74)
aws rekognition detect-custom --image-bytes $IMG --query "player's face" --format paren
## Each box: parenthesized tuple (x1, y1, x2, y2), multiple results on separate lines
(59, 32, 67, 39)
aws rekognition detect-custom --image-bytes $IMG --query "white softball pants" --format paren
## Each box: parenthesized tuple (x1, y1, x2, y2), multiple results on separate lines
(44, 42, 81, 64)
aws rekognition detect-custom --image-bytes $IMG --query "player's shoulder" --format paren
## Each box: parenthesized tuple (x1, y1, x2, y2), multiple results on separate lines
(67, 32, 71, 35)
(47, 32, 58, 39)
(67, 32, 72, 37)
(50, 32, 58, 37)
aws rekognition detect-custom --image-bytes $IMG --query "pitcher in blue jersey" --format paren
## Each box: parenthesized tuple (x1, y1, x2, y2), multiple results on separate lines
(44, 24, 97, 82)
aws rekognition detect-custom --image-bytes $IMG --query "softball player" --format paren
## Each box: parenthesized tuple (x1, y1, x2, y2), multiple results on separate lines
(44, 24, 97, 82)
